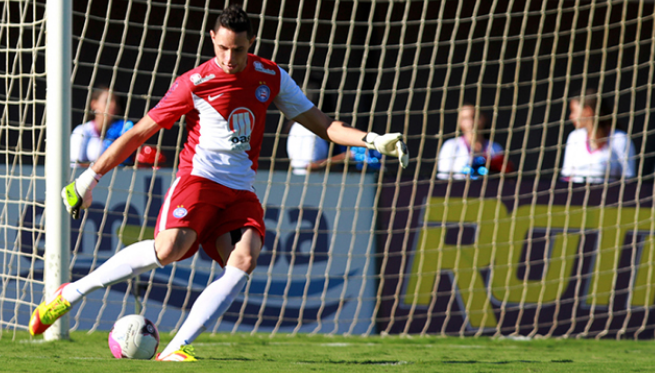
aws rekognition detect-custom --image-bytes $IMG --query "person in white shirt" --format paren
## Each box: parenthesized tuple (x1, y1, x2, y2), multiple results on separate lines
(287, 120, 331, 175)
(70, 87, 134, 164)
(288, 123, 383, 174)
(437, 104, 511, 180)
(286, 82, 380, 174)
(560, 89, 636, 183)
(286, 81, 331, 175)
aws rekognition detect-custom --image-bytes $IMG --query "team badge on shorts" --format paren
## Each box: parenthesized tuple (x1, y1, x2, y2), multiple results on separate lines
(255, 85, 270, 102)
(173, 206, 188, 218)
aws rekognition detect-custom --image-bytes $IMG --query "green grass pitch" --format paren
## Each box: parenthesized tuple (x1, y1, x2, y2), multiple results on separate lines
(1, 331, 654, 372)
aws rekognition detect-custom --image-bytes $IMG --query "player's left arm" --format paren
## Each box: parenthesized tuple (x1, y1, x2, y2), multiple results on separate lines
(292, 107, 409, 168)
(274, 65, 408, 168)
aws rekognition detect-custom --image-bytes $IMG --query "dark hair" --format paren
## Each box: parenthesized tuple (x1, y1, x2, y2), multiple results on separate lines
(570, 88, 617, 131)
(214, 5, 253, 39)
(459, 102, 487, 124)
(85, 86, 125, 122)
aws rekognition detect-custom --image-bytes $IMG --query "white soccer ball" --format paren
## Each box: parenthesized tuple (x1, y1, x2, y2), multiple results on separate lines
(108, 314, 160, 360)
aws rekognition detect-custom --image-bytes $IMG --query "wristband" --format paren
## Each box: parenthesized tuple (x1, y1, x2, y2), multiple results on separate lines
(363, 132, 379, 150)
(76, 168, 101, 195)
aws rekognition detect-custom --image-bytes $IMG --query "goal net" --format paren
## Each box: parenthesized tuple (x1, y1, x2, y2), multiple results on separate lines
(2, 0, 655, 339)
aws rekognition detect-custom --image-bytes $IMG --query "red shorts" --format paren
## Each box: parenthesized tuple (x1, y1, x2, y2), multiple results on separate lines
(154, 174, 265, 266)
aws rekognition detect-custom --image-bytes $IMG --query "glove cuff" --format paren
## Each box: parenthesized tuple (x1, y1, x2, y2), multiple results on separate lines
(76, 168, 101, 195)
(363, 132, 379, 150)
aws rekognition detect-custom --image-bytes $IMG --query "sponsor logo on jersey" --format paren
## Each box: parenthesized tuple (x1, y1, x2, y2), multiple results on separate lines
(227, 107, 255, 137)
(255, 85, 270, 103)
(189, 73, 215, 85)
(173, 206, 188, 218)
(254, 61, 276, 75)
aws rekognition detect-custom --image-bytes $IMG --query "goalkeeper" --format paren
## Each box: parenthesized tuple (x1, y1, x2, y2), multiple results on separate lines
(29, 4, 409, 362)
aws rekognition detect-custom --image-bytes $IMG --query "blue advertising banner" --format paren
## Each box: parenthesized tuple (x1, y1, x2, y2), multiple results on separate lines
(1, 167, 377, 334)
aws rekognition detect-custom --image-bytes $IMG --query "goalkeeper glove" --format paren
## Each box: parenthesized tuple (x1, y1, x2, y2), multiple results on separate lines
(61, 168, 101, 219)
(363, 132, 410, 168)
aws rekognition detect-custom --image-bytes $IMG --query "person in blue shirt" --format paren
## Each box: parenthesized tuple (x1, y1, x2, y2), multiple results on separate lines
(70, 87, 134, 165)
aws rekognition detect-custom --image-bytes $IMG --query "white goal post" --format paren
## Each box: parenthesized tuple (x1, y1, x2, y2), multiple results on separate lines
(2, 0, 655, 341)
(44, 0, 72, 341)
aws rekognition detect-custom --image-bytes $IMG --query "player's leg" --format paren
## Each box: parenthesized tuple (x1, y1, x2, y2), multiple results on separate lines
(29, 229, 197, 336)
(64, 173, 207, 305)
(63, 227, 196, 303)
(157, 228, 262, 360)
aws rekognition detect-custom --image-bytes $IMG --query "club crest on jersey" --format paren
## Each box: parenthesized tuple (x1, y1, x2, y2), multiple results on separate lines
(255, 85, 271, 103)
(173, 206, 188, 218)
(189, 73, 215, 85)
(254, 61, 276, 75)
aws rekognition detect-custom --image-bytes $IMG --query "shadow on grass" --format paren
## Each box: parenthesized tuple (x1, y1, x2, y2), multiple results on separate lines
(298, 360, 411, 366)
(203, 357, 257, 362)
(442, 359, 574, 364)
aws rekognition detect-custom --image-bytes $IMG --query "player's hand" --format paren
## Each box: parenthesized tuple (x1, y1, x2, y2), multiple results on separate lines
(61, 169, 100, 219)
(363, 132, 410, 168)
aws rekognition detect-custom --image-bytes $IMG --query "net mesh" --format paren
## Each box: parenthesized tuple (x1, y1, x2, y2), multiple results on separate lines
(1, 0, 655, 339)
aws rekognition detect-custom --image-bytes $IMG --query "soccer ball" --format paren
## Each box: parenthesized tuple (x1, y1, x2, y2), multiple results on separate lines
(108, 314, 160, 359)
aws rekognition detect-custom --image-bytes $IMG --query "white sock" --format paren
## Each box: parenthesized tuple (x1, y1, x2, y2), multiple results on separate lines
(62, 240, 162, 305)
(159, 266, 248, 357)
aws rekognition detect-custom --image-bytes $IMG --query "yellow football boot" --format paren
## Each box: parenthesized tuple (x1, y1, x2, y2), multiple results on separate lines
(28, 283, 71, 336)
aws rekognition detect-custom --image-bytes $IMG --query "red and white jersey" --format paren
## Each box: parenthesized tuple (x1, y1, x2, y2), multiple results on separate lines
(148, 54, 313, 191)
(560, 128, 636, 183)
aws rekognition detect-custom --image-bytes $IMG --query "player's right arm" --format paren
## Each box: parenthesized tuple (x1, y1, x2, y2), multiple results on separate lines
(90, 115, 161, 175)
(62, 115, 162, 219)
(63, 75, 192, 219)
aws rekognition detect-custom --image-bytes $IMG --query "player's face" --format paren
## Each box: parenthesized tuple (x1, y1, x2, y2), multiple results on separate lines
(569, 100, 594, 130)
(210, 26, 255, 74)
(91, 91, 118, 125)
(458, 106, 484, 134)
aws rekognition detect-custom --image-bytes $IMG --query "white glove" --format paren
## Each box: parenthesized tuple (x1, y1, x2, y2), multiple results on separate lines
(61, 168, 100, 219)
(363, 132, 410, 168)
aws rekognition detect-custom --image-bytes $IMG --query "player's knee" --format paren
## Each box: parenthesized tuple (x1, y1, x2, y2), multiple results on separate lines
(154, 244, 176, 266)
(226, 228, 262, 274)
(154, 228, 197, 266)
(245, 253, 258, 273)
(228, 251, 257, 274)
(241, 255, 257, 274)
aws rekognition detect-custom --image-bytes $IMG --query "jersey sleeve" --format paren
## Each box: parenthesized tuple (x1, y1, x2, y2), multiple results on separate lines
(560, 132, 575, 178)
(437, 139, 457, 176)
(614, 131, 636, 178)
(147, 77, 195, 130)
(625, 139, 636, 178)
(489, 142, 504, 155)
(70, 124, 88, 163)
(273, 67, 315, 119)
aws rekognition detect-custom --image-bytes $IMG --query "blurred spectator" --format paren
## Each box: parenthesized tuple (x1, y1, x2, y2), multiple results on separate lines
(437, 104, 512, 180)
(286, 80, 383, 175)
(287, 121, 331, 175)
(286, 80, 327, 175)
(70, 87, 134, 165)
(287, 121, 382, 174)
(136, 145, 167, 169)
(306, 146, 383, 172)
(561, 89, 636, 183)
